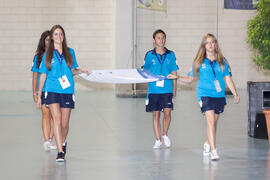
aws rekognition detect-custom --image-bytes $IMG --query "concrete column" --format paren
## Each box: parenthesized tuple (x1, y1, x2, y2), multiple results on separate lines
(115, 0, 135, 97)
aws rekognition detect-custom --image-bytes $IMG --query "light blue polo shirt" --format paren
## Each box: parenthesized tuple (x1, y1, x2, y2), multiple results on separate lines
(39, 48, 78, 94)
(31, 55, 45, 93)
(143, 48, 179, 94)
(188, 58, 231, 101)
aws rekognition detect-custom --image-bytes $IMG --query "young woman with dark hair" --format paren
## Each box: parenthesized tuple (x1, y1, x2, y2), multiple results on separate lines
(31, 30, 56, 151)
(36, 25, 90, 162)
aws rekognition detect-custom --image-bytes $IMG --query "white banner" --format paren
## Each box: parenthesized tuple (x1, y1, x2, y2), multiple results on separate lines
(79, 69, 164, 84)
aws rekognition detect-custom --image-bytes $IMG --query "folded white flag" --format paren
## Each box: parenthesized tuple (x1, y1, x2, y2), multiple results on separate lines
(78, 68, 164, 84)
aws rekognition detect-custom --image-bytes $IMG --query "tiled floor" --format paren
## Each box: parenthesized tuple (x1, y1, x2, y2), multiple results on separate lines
(0, 89, 269, 180)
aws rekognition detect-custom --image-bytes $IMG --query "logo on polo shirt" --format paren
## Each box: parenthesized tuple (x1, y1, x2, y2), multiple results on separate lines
(202, 64, 206, 68)
(152, 59, 156, 64)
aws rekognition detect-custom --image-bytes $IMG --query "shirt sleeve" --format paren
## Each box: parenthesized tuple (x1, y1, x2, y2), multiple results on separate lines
(223, 59, 232, 77)
(70, 48, 79, 69)
(169, 51, 179, 72)
(142, 52, 150, 71)
(31, 56, 39, 72)
(39, 53, 48, 74)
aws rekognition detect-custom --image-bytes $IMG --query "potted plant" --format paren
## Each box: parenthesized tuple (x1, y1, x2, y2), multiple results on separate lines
(247, 0, 270, 141)
(247, 0, 270, 69)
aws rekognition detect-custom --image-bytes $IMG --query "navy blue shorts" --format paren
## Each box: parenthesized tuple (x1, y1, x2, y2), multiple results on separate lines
(200, 97, 226, 114)
(41, 92, 46, 105)
(146, 93, 173, 112)
(44, 92, 75, 109)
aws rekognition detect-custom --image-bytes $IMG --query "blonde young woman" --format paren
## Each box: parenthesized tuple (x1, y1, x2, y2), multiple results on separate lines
(31, 30, 56, 151)
(168, 33, 240, 160)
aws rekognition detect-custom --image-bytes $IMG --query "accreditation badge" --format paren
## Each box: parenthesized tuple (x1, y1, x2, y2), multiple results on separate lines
(58, 75, 71, 89)
(214, 79, 222, 92)
(156, 80, 164, 87)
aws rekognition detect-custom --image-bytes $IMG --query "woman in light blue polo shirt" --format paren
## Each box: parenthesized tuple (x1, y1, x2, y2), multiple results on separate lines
(36, 25, 90, 162)
(31, 30, 56, 151)
(168, 33, 240, 161)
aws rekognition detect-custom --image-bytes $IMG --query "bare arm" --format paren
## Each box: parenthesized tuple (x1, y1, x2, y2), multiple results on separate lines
(72, 68, 91, 76)
(178, 76, 193, 84)
(225, 75, 240, 104)
(36, 73, 46, 109)
(167, 74, 193, 84)
(172, 71, 177, 98)
(32, 72, 38, 102)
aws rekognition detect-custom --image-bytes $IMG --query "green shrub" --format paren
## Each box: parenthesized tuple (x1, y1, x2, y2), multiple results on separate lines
(247, 0, 270, 69)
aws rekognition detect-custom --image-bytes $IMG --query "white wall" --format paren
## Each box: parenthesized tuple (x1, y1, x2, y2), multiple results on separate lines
(218, 4, 260, 88)
(115, 0, 135, 96)
(136, 0, 217, 91)
(136, 0, 270, 90)
(0, 0, 267, 91)
(0, 0, 115, 90)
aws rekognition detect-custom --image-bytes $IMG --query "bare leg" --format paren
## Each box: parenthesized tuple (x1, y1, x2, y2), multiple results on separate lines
(49, 118, 54, 140)
(205, 110, 219, 151)
(214, 113, 219, 138)
(163, 108, 171, 136)
(41, 105, 52, 141)
(49, 103, 63, 152)
(153, 111, 161, 140)
(61, 108, 71, 144)
(206, 113, 219, 145)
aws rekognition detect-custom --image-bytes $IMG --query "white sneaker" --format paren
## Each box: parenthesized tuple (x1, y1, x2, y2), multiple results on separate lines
(203, 141, 210, 156)
(49, 139, 57, 150)
(210, 149, 220, 161)
(153, 139, 162, 149)
(43, 141, 51, 151)
(162, 135, 171, 147)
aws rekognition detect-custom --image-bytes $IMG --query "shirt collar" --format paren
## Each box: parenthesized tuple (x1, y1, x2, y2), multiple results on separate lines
(54, 49, 64, 57)
(151, 47, 170, 55)
(204, 58, 216, 64)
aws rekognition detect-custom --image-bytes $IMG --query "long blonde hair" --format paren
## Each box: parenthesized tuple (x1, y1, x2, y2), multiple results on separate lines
(193, 33, 230, 77)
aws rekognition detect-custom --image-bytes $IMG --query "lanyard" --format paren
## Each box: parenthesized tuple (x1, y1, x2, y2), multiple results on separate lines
(210, 61, 217, 79)
(54, 50, 64, 77)
(154, 52, 167, 74)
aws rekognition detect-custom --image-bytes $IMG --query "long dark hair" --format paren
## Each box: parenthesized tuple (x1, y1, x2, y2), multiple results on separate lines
(45, 25, 73, 70)
(35, 30, 50, 68)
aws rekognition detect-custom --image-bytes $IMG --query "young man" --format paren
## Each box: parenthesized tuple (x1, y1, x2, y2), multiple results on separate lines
(142, 29, 178, 148)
